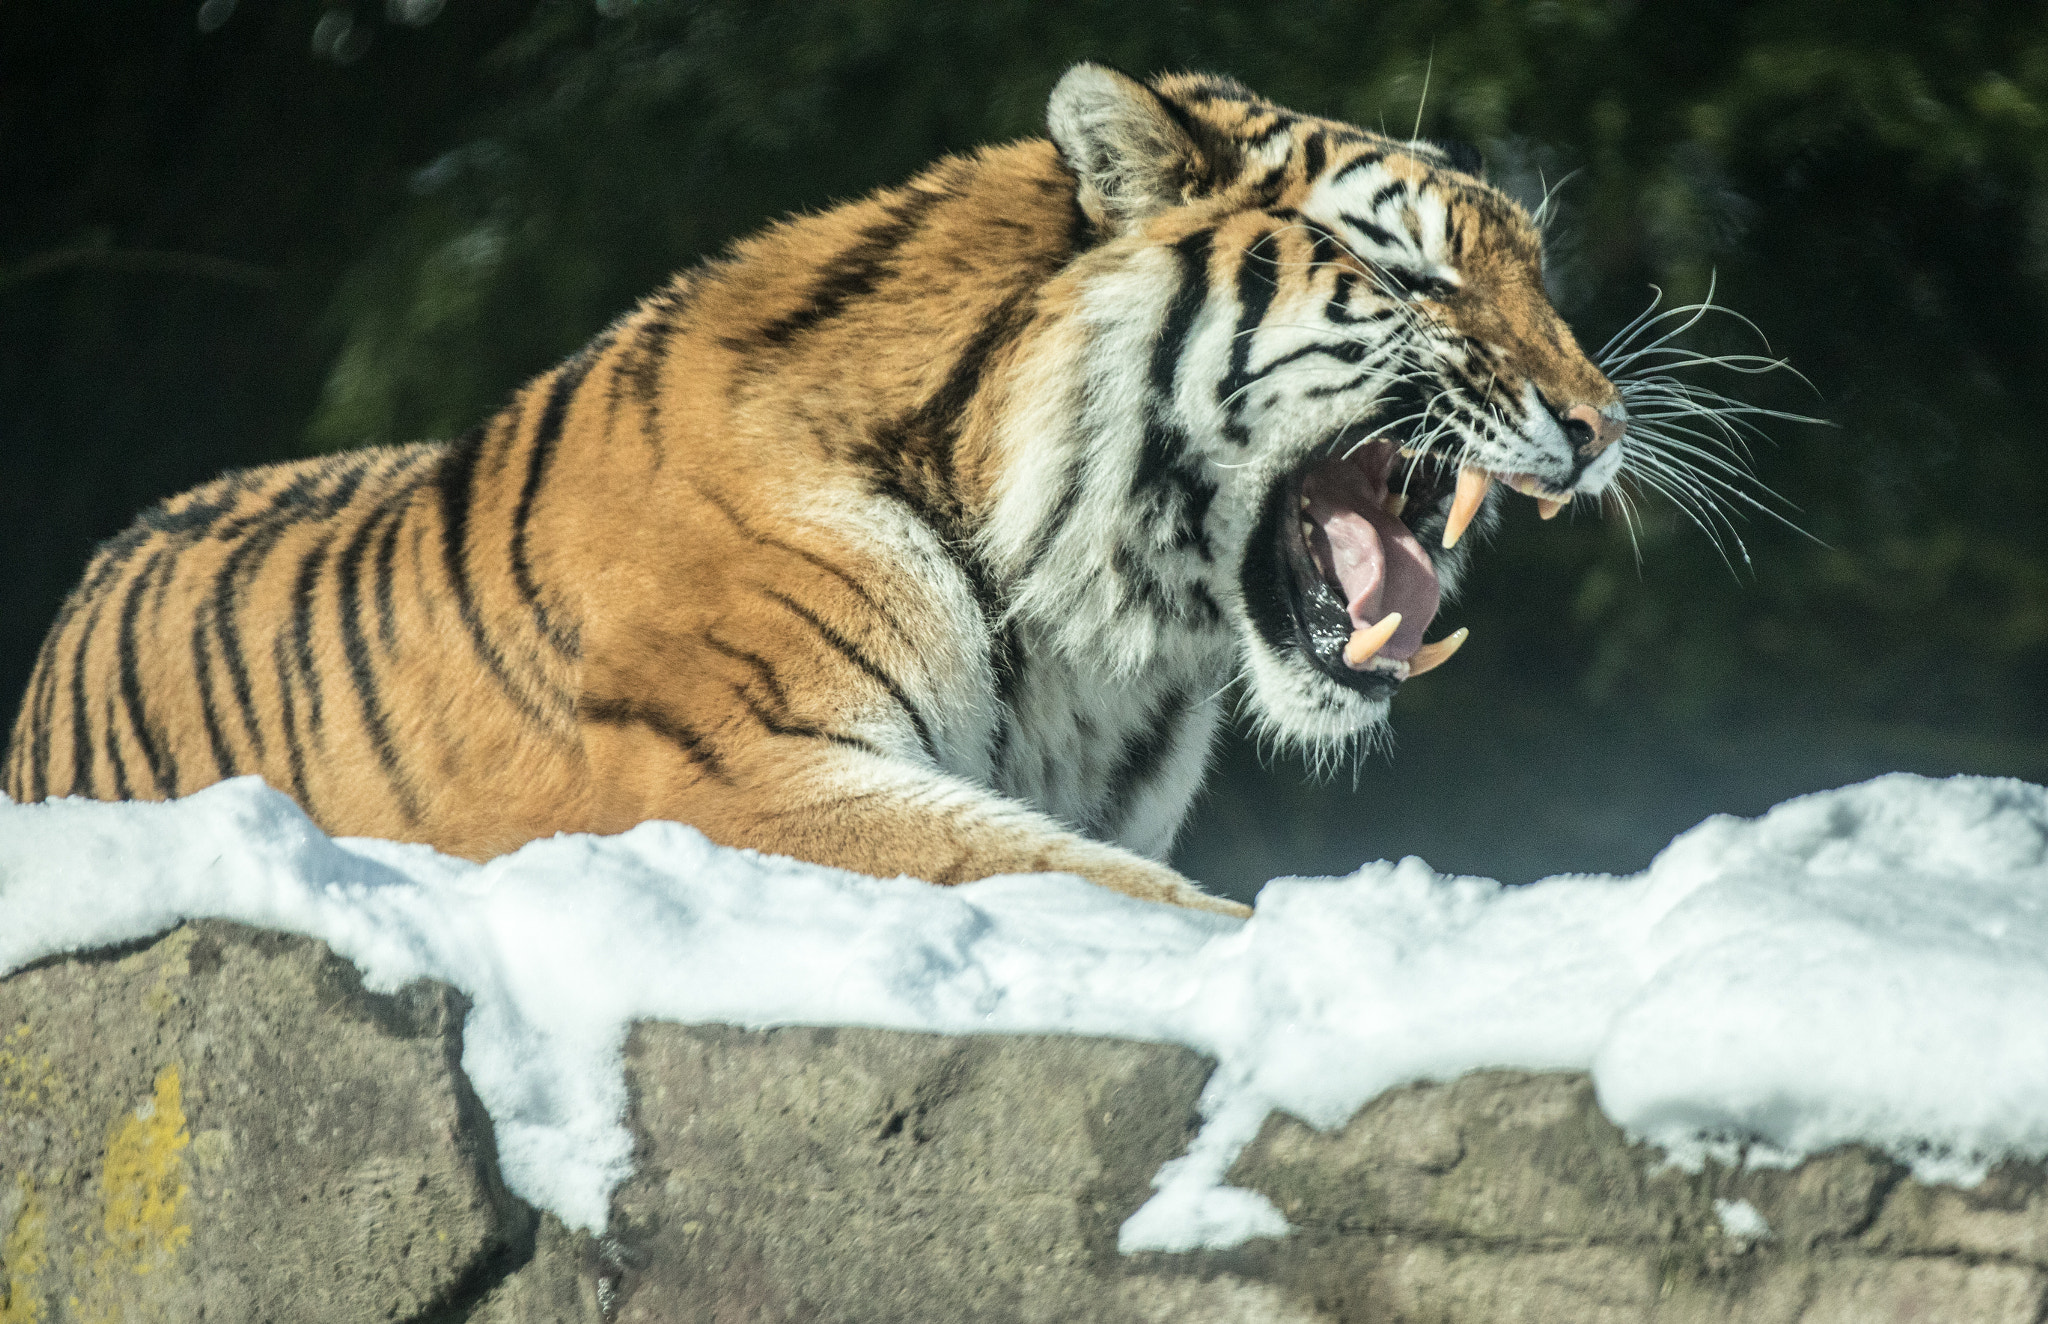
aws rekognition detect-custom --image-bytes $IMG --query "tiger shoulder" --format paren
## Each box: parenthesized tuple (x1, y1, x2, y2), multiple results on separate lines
(6, 65, 1631, 917)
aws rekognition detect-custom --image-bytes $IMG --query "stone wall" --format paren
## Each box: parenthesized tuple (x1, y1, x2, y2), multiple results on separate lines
(1, 922, 2041, 1322)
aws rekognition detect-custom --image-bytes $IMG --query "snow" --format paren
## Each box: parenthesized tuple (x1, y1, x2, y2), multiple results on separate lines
(1714, 1198, 1771, 1246)
(2, 772, 2046, 1251)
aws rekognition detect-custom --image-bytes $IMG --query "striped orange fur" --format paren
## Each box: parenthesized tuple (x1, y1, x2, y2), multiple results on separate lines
(6, 67, 1632, 916)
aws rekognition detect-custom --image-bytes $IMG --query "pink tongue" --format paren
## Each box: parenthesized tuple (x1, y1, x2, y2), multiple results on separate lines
(1305, 461, 1441, 661)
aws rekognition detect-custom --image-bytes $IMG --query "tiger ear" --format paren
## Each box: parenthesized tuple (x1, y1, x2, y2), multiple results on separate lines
(1048, 63, 1236, 231)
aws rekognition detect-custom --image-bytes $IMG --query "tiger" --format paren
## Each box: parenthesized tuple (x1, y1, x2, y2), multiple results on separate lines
(5, 64, 1628, 919)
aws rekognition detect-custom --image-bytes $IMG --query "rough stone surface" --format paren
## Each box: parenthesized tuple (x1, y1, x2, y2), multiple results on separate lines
(0, 921, 534, 1323)
(604, 1022, 1221, 1323)
(468, 1213, 604, 1324)
(5, 923, 2046, 1323)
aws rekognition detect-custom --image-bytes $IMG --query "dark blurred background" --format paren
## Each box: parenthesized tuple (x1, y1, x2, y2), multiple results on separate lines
(6, 0, 2047, 901)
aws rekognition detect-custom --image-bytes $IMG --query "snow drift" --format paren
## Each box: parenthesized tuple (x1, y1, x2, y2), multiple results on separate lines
(2, 772, 2044, 1253)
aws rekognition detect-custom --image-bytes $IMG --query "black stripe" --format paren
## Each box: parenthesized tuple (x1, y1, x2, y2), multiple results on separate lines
(582, 696, 729, 782)
(987, 710, 1013, 782)
(761, 589, 936, 762)
(702, 633, 886, 756)
(1366, 180, 1406, 211)
(103, 695, 131, 801)
(434, 425, 564, 728)
(987, 618, 1022, 781)
(287, 534, 333, 743)
(36, 605, 83, 793)
(115, 549, 178, 796)
(136, 481, 244, 539)
(510, 356, 597, 658)
(373, 490, 407, 653)
(1151, 229, 1214, 401)
(851, 291, 1034, 642)
(67, 592, 111, 796)
(702, 634, 799, 711)
(1065, 175, 1099, 256)
(336, 502, 423, 823)
(1217, 226, 1286, 446)
(629, 283, 692, 405)
(1329, 152, 1385, 187)
(270, 634, 313, 807)
(1338, 211, 1399, 250)
(1309, 227, 1342, 274)
(1171, 77, 1247, 106)
(621, 281, 694, 460)
(1110, 544, 1223, 626)
(1325, 268, 1365, 324)
(1132, 417, 1217, 559)
(1101, 692, 1188, 836)
(207, 470, 327, 761)
(79, 524, 154, 596)
(367, 447, 437, 655)
(691, 483, 921, 647)
(1248, 163, 1289, 208)
(189, 601, 237, 782)
(1305, 367, 1379, 400)
(207, 526, 285, 761)
(1300, 130, 1326, 184)
(725, 681, 880, 753)
(737, 186, 952, 350)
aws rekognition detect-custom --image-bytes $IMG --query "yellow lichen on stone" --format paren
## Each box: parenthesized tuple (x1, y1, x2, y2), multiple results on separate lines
(98, 1065, 193, 1270)
(0, 1022, 62, 1114)
(141, 928, 197, 1018)
(0, 1176, 48, 1324)
(69, 1065, 199, 1324)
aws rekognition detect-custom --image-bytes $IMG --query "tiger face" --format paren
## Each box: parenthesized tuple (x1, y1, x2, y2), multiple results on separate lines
(1041, 66, 1627, 749)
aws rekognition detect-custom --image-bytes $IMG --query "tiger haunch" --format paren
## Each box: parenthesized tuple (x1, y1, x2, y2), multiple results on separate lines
(5, 66, 1628, 917)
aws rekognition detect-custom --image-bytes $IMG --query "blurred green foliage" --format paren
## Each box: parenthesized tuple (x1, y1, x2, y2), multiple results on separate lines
(7, 0, 2048, 891)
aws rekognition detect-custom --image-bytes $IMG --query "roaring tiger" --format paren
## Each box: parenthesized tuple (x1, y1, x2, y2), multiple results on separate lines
(6, 65, 1627, 917)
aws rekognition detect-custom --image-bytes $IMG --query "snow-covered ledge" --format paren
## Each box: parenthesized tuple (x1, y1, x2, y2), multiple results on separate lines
(3, 775, 2047, 1319)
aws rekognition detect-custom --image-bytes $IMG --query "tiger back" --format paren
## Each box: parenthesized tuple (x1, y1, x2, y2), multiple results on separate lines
(6, 65, 1631, 916)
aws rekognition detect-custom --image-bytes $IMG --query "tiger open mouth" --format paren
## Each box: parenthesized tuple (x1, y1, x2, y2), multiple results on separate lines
(1276, 436, 1574, 694)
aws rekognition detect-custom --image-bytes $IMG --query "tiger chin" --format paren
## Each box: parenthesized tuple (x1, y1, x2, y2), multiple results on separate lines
(5, 65, 1628, 920)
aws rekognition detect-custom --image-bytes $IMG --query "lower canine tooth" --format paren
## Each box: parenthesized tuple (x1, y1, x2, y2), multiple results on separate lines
(1382, 492, 1407, 517)
(1443, 469, 1491, 549)
(1406, 626, 1469, 677)
(1537, 495, 1568, 520)
(1343, 612, 1402, 668)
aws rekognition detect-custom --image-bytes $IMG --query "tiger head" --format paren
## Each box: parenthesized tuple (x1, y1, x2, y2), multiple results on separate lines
(1041, 64, 1626, 748)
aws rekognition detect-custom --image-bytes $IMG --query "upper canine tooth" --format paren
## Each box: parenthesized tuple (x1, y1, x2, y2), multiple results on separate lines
(1537, 495, 1569, 520)
(1442, 469, 1491, 549)
(1382, 492, 1407, 518)
(1406, 626, 1469, 677)
(1343, 612, 1403, 668)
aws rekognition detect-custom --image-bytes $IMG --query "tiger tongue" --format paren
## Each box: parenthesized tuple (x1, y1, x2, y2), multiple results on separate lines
(1304, 465, 1441, 662)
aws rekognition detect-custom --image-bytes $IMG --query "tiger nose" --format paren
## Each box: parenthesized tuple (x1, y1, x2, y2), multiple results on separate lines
(1561, 404, 1624, 457)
